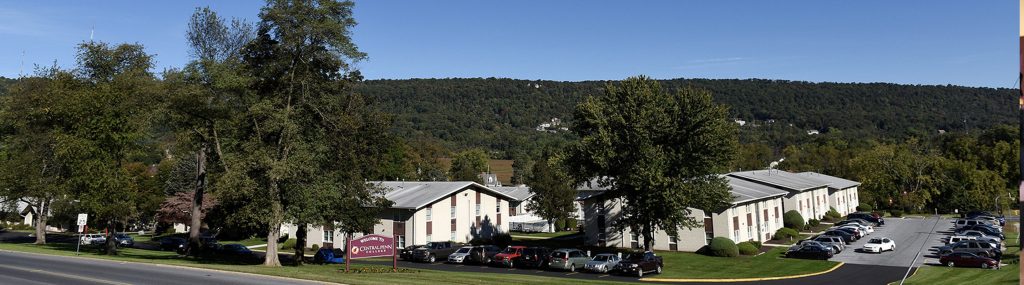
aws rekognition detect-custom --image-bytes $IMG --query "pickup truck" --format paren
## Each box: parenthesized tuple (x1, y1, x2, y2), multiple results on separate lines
(410, 241, 462, 263)
(614, 251, 663, 277)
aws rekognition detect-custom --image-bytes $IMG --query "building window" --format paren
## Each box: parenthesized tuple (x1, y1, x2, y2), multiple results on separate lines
(396, 235, 406, 248)
(631, 232, 640, 249)
(426, 234, 432, 242)
(496, 203, 501, 214)
(705, 233, 713, 245)
(393, 211, 403, 222)
(475, 204, 480, 216)
(450, 231, 456, 241)
(450, 206, 455, 218)
(669, 236, 679, 251)
(323, 229, 334, 243)
(426, 208, 432, 221)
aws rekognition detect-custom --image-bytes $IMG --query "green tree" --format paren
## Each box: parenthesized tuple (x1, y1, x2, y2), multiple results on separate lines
(525, 156, 576, 233)
(164, 6, 253, 256)
(450, 149, 488, 182)
(851, 139, 942, 211)
(565, 76, 737, 251)
(220, 0, 389, 266)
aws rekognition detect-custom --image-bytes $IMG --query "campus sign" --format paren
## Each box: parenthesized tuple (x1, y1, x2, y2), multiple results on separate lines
(348, 234, 394, 259)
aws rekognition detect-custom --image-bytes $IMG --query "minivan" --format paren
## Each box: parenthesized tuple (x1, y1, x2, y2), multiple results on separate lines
(954, 219, 985, 230)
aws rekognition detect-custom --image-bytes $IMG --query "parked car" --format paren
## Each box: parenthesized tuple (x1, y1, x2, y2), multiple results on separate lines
(937, 240, 1002, 259)
(492, 246, 527, 267)
(956, 225, 1004, 239)
(399, 245, 423, 260)
(218, 244, 253, 256)
(517, 247, 551, 268)
(112, 233, 134, 248)
(548, 249, 590, 272)
(965, 211, 1005, 226)
(948, 235, 977, 245)
(313, 247, 345, 264)
(410, 242, 461, 263)
(159, 237, 187, 251)
(811, 235, 846, 253)
(447, 246, 475, 264)
(80, 234, 105, 245)
(614, 251, 663, 277)
(835, 220, 874, 234)
(786, 242, 834, 260)
(958, 230, 1002, 244)
(848, 212, 884, 225)
(584, 253, 621, 273)
(862, 237, 895, 253)
(792, 240, 835, 255)
(954, 219, 992, 231)
(939, 252, 999, 269)
(465, 245, 501, 265)
(833, 225, 864, 239)
(969, 216, 1002, 227)
(821, 229, 856, 244)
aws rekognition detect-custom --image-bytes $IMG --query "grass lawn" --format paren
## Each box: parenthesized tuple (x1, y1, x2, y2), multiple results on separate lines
(0, 242, 631, 285)
(765, 234, 811, 245)
(897, 221, 1020, 285)
(654, 247, 837, 279)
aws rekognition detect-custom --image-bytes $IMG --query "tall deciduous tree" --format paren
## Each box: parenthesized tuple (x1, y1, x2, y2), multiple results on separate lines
(565, 76, 736, 251)
(221, 0, 389, 266)
(165, 6, 252, 256)
(525, 156, 576, 233)
(450, 149, 489, 182)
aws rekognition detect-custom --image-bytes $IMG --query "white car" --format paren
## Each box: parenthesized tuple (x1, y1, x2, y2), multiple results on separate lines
(862, 237, 895, 253)
(80, 234, 106, 245)
(840, 224, 872, 235)
(959, 230, 1001, 244)
(446, 246, 474, 263)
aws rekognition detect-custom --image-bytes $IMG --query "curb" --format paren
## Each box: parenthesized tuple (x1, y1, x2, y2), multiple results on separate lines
(639, 262, 844, 283)
(0, 248, 345, 285)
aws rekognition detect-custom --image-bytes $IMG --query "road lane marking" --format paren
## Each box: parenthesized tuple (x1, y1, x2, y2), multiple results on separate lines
(566, 272, 578, 275)
(0, 264, 130, 285)
(599, 275, 609, 278)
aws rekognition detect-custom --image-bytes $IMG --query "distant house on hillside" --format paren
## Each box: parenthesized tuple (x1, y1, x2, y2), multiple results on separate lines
(806, 130, 820, 135)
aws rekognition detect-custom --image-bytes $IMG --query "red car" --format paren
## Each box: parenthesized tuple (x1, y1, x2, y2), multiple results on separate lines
(940, 252, 999, 269)
(491, 246, 527, 267)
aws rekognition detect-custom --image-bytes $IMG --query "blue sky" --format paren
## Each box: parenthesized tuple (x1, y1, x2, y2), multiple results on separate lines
(1, 1, 1017, 87)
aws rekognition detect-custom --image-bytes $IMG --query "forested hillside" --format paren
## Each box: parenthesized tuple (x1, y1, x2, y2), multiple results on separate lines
(357, 78, 1015, 158)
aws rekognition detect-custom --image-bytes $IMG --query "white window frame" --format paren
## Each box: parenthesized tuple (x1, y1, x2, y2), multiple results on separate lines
(397, 235, 405, 248)
(450, 206, 455, 218)
(475, 204, 480, 216)
(426, 234, 432, 242)
(450, 231, 456, 241)
(426, 208, 432, 221)
(323, 229, 334, 243)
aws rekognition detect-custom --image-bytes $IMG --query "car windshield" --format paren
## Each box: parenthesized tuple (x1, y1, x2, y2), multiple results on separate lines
(523, 248, 537, 255)
(456, 248, 470, 254)
(592, 255, 610, 261)
(501, 247, 519, 254)
(868, 239, 883, 244)
(625, 253, 643, 260)
(551, 252, 567, 258)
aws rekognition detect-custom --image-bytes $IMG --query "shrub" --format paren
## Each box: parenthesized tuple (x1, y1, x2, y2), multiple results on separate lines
(707, 237, 738, 257)
(566, 219, 578, 231)
(750, 241, 762, 249)
(279, 238, 297, 250)
(808, 219, 821, 228)
(857, 203, 873, 212)
(470, 232, 513, 247)
(311, 244, 320, 253)
(889, 209, 903, 217)
(783, 210, 805, 230)
(556, 219, 567, 231)
(773, 228, 799, 240)
(826, 207, 842, 219)
(737, 242, 758, 255)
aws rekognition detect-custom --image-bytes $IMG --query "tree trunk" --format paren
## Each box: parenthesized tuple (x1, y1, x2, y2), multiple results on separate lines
(188, 147, 207, 256)
(642, 224, 654, 252)
(105, 220, 118, 255)
(263, 185, 283, 267)
(294, 223, 307, 265)
(33, 198, 49, 244)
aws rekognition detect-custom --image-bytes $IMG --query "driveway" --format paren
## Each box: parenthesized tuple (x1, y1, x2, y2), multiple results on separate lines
(829, 217, 948, 267)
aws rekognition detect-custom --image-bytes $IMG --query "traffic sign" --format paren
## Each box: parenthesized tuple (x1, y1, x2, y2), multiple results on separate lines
(77, 214, 88, 226)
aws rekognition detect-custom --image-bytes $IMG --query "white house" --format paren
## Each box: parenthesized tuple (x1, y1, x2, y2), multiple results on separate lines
(798, 172, 861, 216)
(578, 175, 788, 252)
(284, 181, 516, 249)
(492, 185, 549, 232)
(728, 170, 830, 222)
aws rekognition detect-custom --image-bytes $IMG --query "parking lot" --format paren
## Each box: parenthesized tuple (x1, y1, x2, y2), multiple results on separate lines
(829, 217, 950, 267)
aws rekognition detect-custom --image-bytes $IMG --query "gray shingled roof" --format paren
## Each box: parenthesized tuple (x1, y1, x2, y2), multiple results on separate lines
(492, 185, 534, 202)
(797, 172, 861, 190)
(727, 170, 828, 192)
(374, 181, 517, 210)
(726, 176, 789, 204)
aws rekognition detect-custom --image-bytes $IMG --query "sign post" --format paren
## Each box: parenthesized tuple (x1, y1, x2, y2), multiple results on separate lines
(345, 234, 397, 273)
(75, 214, 87, 255)
(345, 235, 350, 273)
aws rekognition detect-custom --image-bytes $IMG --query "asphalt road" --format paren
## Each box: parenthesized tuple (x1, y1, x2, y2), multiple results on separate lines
(0, 250, 330, 285)
(829, 217, 949, 268)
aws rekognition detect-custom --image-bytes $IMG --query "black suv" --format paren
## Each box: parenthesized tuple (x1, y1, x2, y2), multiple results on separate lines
(517, 247, 551, 268)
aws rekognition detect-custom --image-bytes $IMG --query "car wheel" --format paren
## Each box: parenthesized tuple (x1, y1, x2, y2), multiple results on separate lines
(656, 266, 662, 274)
(429, 255, 436, 263)
(637, 269, 643, 278)
(981, 263, 989, 269)
(509, 260, 514, 268)
(947, 261, 955, 267)
(485, 257, 491, 264)
(570, 264, 575, 272)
